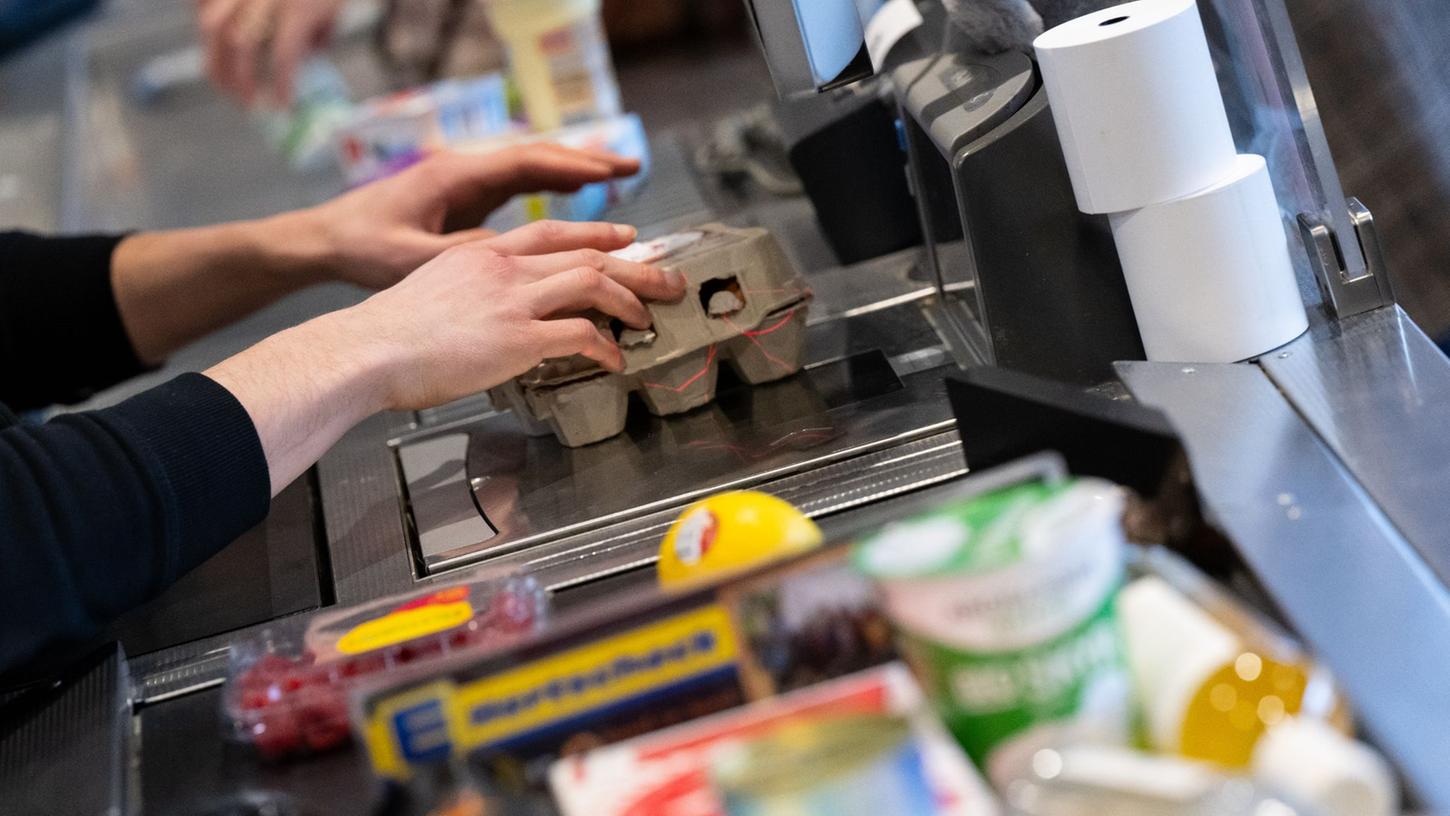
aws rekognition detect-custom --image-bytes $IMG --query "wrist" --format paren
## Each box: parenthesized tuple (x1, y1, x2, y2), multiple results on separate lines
(205, 306, 405, 496)
(306, 304, 410, 416)
(246, 208, 343, 286)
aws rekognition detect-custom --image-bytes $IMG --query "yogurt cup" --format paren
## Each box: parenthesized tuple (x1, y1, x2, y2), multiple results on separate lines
(855, 478, 1134, 783)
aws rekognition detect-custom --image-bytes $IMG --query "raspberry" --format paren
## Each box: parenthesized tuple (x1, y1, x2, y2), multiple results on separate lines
(340, 653, 386, 677)
(251, 708, 303, 761)
(252, 654, 296, 678)
(296, 688, 352, 754)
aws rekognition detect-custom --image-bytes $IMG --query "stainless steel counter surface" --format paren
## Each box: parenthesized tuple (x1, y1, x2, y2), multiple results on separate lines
(1261, 306, 1450, 588)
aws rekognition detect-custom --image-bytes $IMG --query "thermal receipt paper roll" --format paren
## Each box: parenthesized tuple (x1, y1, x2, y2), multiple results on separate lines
(1109, 154, 1307, 363)
(1034, 0, 1238, 214)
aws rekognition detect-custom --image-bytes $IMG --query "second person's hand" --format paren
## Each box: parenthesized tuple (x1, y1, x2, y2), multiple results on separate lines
(197, 0, 346, 107)
(106, 144, 643, 367)
(290, 145, 643, 290)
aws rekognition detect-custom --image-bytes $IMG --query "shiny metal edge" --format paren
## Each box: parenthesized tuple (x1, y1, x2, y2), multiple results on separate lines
(423, 417, 956, 572)
(142, 677, 224, 706)
(1119, 360, 1450, 810)
(319, 411, 422, 605)
(428, 428, 961, 577)
(822, 286, 937, 323)
(133, 646, 231, 707)
(536, 432, 968, 591)
(1261, 305, 1450, 587)
(133, 431, 965, 702)
(1346, 198, 1395, 302)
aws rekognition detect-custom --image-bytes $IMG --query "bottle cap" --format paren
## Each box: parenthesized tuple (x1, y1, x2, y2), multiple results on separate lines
(1252, 716, 1398, 816)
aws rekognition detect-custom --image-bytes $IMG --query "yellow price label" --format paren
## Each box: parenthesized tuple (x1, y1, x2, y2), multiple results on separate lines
(337, 601, 473, 655)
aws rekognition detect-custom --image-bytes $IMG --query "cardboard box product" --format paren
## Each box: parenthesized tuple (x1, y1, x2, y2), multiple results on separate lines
(493, 225, 813, 447)
(348, 547, 902, 790)
(547, 664, 1000, 816)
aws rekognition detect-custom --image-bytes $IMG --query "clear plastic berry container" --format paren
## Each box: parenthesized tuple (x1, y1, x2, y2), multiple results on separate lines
(224, 574, 548, 761)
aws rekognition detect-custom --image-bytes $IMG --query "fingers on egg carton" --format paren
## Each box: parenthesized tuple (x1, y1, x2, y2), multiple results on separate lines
(493, 225, 813, 448)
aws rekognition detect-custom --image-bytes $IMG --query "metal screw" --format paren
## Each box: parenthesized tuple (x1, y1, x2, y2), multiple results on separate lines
(1181, 366, 1197, 374)
(1277, 493, 1295, 506)
(1286, 506, 1303, 521)
(1278, 351, 1292, 359)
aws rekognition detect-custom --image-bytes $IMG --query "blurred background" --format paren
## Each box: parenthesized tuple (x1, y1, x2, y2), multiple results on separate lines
(2, 0, 1449, 336)
(0, 0, 778, 404)
(1284, 0, 1450, 339)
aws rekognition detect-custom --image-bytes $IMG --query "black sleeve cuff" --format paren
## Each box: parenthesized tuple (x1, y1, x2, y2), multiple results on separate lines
(107, 373, 271, 581)
(0, 231, 149, 411)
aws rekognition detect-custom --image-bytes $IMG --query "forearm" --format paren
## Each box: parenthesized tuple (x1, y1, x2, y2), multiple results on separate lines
(111, 212, 337, 364)
(205, 307, 397, 496)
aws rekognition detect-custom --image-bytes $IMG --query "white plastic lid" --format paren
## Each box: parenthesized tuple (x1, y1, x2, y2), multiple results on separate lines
(1252, 716, 1398, 816)
(1117, 576, 1242, 750)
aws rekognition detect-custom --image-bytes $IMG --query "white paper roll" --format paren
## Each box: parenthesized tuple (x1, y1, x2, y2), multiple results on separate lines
(1109, 154, 1308, 363)
(1034, 0, 1238, 214)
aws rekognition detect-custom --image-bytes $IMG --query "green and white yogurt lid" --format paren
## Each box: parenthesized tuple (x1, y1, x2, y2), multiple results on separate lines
(853, 478, 1123, 579)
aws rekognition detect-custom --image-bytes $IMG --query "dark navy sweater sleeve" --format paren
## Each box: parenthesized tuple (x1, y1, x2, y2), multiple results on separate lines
(0, 231, 271, 671)
(0, 374, 271, 671)
(0, 230, 149, 411)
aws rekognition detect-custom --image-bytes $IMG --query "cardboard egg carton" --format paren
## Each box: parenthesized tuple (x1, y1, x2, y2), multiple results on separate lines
(491, 224, 813, 447)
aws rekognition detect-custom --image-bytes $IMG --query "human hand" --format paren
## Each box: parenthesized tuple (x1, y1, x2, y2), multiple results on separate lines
(208, 219, 684, 494)
(292, 145, 642, 290)
(197, 0, 346, 107)
(336, 220, 686, 410)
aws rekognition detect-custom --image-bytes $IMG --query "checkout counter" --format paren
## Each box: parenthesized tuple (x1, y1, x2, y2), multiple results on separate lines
(4, 0, 1450, 813)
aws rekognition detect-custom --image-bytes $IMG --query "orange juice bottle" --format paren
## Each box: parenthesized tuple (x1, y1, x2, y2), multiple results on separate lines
(1176, 648, 1309, 766)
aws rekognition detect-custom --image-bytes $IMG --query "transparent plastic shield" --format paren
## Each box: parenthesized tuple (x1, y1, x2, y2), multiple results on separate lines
(1199, 0, 1390, 315)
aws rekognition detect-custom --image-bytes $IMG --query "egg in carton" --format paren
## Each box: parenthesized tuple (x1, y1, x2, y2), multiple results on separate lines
(491, 224, 813, 447)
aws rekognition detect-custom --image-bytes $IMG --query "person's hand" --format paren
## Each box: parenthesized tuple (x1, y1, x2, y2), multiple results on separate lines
(291, 145, 642, 290)
(197, 0, 346, 107)
(106, 144, 642, 367)
(347, 220, 686, 410)
(208, 219, 686, 494)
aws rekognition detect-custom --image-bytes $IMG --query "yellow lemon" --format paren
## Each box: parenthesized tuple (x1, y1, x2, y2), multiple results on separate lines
(657, 491, 823, 587)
